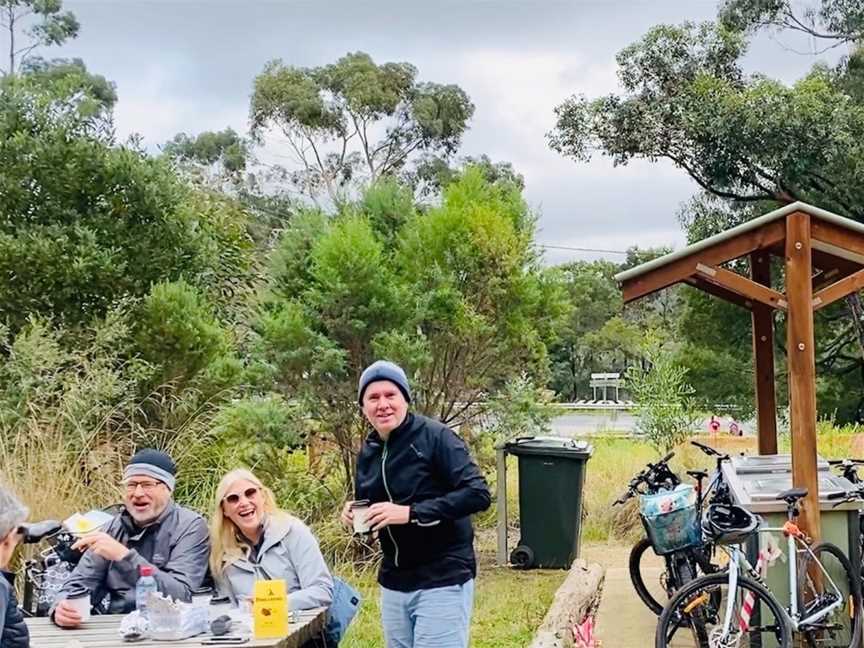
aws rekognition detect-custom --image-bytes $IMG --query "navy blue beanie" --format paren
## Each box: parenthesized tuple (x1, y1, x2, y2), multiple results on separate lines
(124, 449, 177, 491)
(358, 361, 411, 404)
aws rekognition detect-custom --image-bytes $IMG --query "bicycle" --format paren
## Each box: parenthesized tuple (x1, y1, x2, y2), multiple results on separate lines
(18, 519, 83, 617)
(623, 441, 731, 616)
(827, 459, 864, 487)
(828, 458, 864, 583)
(655, 487, 862, 648)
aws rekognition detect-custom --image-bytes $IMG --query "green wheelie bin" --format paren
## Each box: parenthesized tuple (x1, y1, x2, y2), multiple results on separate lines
(504, 436, 592, 569)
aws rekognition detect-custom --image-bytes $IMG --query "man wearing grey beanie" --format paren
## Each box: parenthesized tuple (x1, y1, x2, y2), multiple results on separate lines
(53, 448, 210, 627)
(342, 360, 491, 648)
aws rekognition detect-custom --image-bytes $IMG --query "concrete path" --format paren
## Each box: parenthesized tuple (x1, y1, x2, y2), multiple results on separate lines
(582, 543, 664, 648)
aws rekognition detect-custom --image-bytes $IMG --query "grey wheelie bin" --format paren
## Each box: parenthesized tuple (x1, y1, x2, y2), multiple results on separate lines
(504, 436, 592, 569)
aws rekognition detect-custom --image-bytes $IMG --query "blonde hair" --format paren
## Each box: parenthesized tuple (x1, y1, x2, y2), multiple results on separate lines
(209, 468, 291, 577)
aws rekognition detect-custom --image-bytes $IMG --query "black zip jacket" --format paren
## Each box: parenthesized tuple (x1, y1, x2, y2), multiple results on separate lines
(355, 413, 491, 592)
(0, 570, 28, 648)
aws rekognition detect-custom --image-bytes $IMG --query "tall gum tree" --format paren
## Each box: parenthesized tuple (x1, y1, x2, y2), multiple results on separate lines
(548, 8, 864, 419)
(249, 51, 474, 204)
(0, 0, 78, 76)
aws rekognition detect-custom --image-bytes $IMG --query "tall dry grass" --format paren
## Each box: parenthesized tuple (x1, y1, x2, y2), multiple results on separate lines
(575, 427, 864, 543)
(0, 422, 128, 523)
(579, 434, 767, 542)
(0, 391, 236, 534)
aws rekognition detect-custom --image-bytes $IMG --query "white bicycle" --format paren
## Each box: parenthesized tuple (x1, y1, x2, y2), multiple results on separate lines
(655, 487, 862, 648)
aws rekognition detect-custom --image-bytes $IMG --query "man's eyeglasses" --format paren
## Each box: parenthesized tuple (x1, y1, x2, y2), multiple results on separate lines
(223, 487, 259, 505)
(123, 480, 162, 494)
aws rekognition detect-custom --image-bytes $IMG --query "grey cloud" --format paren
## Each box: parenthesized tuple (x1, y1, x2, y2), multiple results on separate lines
(53, 1, 840, 265)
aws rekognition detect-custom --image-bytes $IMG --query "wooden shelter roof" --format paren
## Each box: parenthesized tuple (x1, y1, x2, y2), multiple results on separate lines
(616, 201, 864, 286)
(615, 201, 864, 313)
(613, 201, 864, 540)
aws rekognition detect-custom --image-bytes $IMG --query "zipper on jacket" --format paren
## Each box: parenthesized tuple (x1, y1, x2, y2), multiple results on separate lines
(381, 441, 400, 568)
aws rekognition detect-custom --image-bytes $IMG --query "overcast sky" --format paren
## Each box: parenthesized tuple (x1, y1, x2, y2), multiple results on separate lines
(49, 0, 847, 265)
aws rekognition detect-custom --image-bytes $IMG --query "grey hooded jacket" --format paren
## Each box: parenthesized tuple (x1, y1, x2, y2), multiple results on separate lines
(0, 570, 28, 648)
(215, 514, 333, 612)
(54, 502, 210, 615)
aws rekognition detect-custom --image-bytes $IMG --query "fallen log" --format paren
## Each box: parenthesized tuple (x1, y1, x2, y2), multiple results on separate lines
(528, 559, 605, 648)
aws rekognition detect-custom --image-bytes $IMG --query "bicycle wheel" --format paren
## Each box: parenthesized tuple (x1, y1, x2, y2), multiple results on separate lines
(797, 541, 862, 648)
(655, 572, 791, 648)
(630, 540, 710, 616)
(629, 537, 666, 615)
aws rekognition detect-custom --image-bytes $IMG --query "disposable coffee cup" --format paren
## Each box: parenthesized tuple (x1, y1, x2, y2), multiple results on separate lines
(192, 591, 212, 607)
(351, 500, 371, 534)
(67, 592, 91, 622)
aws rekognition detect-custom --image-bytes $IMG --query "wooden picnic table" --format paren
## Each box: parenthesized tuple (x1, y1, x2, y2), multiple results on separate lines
(25, 608, 327, 648)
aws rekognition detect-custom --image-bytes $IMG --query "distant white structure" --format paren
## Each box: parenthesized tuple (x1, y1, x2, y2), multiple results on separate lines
(589, 372, 624, 403)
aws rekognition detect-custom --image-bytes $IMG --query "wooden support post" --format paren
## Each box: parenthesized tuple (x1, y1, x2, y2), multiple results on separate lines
(496, 446, 508, 566)
(785, 212, 821, 541)
(751, 252, 778, 455)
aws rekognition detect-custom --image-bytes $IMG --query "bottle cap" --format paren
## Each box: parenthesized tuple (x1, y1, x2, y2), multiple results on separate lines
(139, 565, 154, 577)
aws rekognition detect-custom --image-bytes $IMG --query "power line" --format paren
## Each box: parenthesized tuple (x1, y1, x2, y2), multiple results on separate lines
(539, 244, 628, 255)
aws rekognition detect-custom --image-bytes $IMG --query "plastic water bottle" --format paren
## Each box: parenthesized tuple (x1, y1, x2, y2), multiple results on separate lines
(135, 565, 158, 619)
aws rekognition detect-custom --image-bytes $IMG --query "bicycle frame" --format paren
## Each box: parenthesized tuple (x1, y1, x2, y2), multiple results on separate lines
(718, 527, 844, 635)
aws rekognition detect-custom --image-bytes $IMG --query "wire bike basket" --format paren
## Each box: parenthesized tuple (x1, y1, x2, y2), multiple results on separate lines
(639, 484, 702, 555)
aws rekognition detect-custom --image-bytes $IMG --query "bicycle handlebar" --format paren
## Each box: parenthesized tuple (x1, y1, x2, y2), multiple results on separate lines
(614, 452, 679, 504)
(825, 483, 864, 507)
(657, 452, 675, 465)
(691, 440, 724, 457)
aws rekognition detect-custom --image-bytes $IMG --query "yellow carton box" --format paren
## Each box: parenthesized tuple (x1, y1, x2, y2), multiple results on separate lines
(253, 579, 289, 639)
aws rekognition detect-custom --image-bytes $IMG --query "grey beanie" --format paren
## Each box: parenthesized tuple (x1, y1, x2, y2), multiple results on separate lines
(123, 448, 177, 491)
(358, 360, 411, 404)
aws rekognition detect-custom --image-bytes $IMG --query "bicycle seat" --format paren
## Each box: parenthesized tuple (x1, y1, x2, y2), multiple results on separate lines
(687, 470, 709, 480)
(776, 487, 808, 503)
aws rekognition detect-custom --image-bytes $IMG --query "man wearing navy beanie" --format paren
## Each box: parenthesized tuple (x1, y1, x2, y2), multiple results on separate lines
(52, 449, 210, 627)
(343, 360, 491, 648)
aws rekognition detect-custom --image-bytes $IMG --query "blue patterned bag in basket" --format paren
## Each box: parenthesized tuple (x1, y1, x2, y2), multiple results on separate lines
(639, 484, 701, 555)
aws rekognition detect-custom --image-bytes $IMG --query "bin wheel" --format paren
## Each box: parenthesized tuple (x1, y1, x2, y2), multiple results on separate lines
(510, 545, 534, 569)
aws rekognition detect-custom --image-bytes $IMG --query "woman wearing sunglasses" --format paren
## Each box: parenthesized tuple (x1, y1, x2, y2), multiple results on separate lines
(209, 469, 333, 620)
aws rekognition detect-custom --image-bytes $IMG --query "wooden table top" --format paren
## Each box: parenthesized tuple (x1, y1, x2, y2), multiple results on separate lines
(25, 608, 327, 648)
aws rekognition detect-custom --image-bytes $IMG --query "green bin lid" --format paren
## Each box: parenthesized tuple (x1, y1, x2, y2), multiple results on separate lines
(504, 436, 593, 458)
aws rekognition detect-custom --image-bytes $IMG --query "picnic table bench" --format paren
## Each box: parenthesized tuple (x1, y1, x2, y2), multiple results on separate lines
(25, 608, 327, 648)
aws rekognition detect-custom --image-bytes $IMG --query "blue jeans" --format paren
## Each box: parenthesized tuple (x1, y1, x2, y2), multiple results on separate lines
(380, 580, 475, 648)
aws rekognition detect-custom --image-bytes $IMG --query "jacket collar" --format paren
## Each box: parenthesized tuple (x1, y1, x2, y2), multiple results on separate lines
(120, 501, 175, 541)
(229, 513, 294, 570)
(367, 412, 413, 445)
(259, 513, 293, 554)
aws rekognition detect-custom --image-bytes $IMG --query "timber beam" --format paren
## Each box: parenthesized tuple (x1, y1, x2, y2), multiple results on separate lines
(621, 220, 786, 303)
(811, 248, 862, 275)
(684, 277, 753, 310)
(811, 220, 864, 263)
(812, 267, 842, 292)
(812, 267, 864, 311)
(695, 263, 787, 311)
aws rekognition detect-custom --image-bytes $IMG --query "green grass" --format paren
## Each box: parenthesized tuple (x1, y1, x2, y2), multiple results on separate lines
(334, 562, 566, 648)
